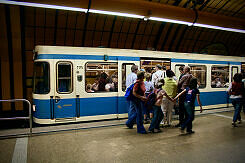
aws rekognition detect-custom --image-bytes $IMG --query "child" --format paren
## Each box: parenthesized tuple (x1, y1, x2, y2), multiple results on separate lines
(144, 73, 154, 123)
(148, 81, 174, 133)
(174, 78, 203, 134)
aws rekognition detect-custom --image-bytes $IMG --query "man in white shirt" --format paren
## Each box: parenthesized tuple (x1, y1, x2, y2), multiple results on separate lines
(126, 65, 138, 88)
(152, 64, 166, 87)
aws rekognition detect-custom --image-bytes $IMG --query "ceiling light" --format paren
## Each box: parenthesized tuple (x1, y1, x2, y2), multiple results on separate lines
(0, 0, 87, 12)
(149, 17, 193, 26)
(89, 9, 144, 19)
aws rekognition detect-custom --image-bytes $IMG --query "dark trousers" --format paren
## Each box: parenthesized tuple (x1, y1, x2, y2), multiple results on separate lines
(149, 105, 163, 131)
(178, 95, 186, 125)
(231, 98, 242, 122)
(181, 102, 195, 132)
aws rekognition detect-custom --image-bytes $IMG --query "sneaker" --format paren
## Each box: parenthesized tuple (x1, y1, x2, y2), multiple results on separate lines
(232, 122, 238, 127)
(238, 120, 242, 124)
(126, 124, 133, 129)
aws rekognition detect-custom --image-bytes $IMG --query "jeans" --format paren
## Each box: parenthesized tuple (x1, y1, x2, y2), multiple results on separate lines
(149, 105, 164, 131)
(181, 102, 195, 132)
(178, 95, 186, 125)
(126, 99, 146, 133)
(231, 98, 242, 122)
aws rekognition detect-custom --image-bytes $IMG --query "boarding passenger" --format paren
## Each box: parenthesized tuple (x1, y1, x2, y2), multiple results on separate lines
(126, 71, 147, 134)
(178, 66, 185, 80)
(125, 65, 138, 128)
(148, 81, 174, 133)
(161, 69, 177, 126)
(174, 78, 203, 134)
(152, 64, 166, 87)
(227, 73, 244, 127)
(176, 66, 193, 127)
(143, 73, 154, 123)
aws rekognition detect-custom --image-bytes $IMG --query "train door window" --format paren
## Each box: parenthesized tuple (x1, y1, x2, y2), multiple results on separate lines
(189, 65, 206, 89)
(57, 62, 73, 93)
(140, 59, 170, 73)
(33, 62, 50, 94)
(231, 66, 238, 79)
(85, 62, 118, 93)
(211, 66, 229, 88)
(175, 64, 185, 80)
(122, 63, 135, 91)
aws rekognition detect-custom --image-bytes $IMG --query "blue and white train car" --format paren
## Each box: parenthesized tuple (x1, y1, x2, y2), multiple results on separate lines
(32, 46, 244, 124)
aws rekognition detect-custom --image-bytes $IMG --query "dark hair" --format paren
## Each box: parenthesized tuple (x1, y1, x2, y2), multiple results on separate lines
(166, 69, 174, 77)
(233, 73, 242, 83)
(137, 71, 145, 79)
(189, 78, 198, 89)
(179, 66, 184, 71)
(131, 65, 138, 72)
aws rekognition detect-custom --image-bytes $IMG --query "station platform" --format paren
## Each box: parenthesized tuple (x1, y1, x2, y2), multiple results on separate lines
(0, 111, 245, 163)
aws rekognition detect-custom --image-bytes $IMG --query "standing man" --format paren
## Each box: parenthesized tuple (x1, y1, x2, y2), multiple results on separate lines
(176, 66, 193, 127)
(178, 66, 185, 81)
(125, 65, 138, 128)
(152, 64, 166, 87)
(126, 71, 147, 134)
(162, 69, 177, 126)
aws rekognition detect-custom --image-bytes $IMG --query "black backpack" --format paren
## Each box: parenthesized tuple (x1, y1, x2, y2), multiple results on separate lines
(146, 89, 160, 110)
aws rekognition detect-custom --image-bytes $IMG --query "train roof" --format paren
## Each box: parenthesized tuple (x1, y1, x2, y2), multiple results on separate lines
(35, 45, 244, 63)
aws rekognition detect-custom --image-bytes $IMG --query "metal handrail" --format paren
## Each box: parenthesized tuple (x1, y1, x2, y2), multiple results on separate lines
(0, 99, 32, 136)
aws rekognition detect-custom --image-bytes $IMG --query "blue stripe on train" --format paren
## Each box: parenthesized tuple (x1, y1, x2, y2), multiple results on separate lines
(37, 54, 140, 61)
(172, 58, 241, 65)
(33, 91, 229, 119)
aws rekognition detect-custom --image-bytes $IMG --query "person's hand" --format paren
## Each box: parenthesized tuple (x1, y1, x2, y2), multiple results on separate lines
(141, 96, 147, 101)
(200, 106, 203, 113)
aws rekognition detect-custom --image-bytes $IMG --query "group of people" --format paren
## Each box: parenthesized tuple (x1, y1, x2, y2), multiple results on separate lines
(125, 64, 203, 134)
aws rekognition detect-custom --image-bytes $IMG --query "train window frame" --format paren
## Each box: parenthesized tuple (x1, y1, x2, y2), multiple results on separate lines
(85, 62, 118, 93)
(211, 65, 230, 88)
(33, 61, 50, 94)
(56, 61, 73, 94)
(188, 64, 207, 89)
(122, 63, 135, 92)
(231, 66, 238, 79)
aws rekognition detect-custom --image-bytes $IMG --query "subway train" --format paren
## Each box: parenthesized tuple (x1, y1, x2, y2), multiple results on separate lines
(32, 46, 244, 124)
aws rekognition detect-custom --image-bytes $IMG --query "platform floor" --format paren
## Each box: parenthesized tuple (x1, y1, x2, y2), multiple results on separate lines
(0, 111, 245, 163)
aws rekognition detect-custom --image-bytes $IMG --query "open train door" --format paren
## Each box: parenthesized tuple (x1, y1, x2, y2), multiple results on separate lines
(117, 60, 140, 119)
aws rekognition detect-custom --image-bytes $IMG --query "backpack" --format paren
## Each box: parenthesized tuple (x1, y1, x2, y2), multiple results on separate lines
(125, 83, 136, 101)
(146, 89, 160, 110)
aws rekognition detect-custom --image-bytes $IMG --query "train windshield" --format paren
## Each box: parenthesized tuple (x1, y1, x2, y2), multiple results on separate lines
(33, 62, 50, 94)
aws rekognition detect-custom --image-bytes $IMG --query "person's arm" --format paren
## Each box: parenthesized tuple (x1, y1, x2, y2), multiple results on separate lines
(162, 91, 175, 102)
(196, 94, 203, 113)
(174, 89, 186, 101)
(227, 82, 232, 95)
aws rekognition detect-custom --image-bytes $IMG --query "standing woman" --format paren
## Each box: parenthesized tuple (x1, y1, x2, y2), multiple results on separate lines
(227, 73, 244, 127)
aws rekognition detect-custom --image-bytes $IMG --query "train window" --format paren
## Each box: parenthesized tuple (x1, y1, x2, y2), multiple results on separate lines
(140, 59, 170, 73)
(33, 62, 50, 94)
(85, 62, 118, 93)
(232, 66, 238, 78)
(57, 62, 72, 93)
(122, 63, 135, 91)
(189, 65, 206, 89)
(211, 66, 229, 88)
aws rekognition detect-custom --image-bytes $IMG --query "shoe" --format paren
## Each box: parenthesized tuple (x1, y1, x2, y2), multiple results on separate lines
(156, 129, 162, 133)
(126, 124, 133, 129)
(187, 130, 195, 134)
(232, 122, 238, 127)
(138, 131, 147, 134)
(238, 120, 242, 124)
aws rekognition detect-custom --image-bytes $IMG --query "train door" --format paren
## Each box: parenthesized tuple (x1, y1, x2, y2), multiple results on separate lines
(54, 61, 76, 120)
(118, 61, 139, 118)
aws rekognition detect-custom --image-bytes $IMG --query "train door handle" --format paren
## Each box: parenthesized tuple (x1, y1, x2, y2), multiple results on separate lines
(55, 96, 61, 103)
